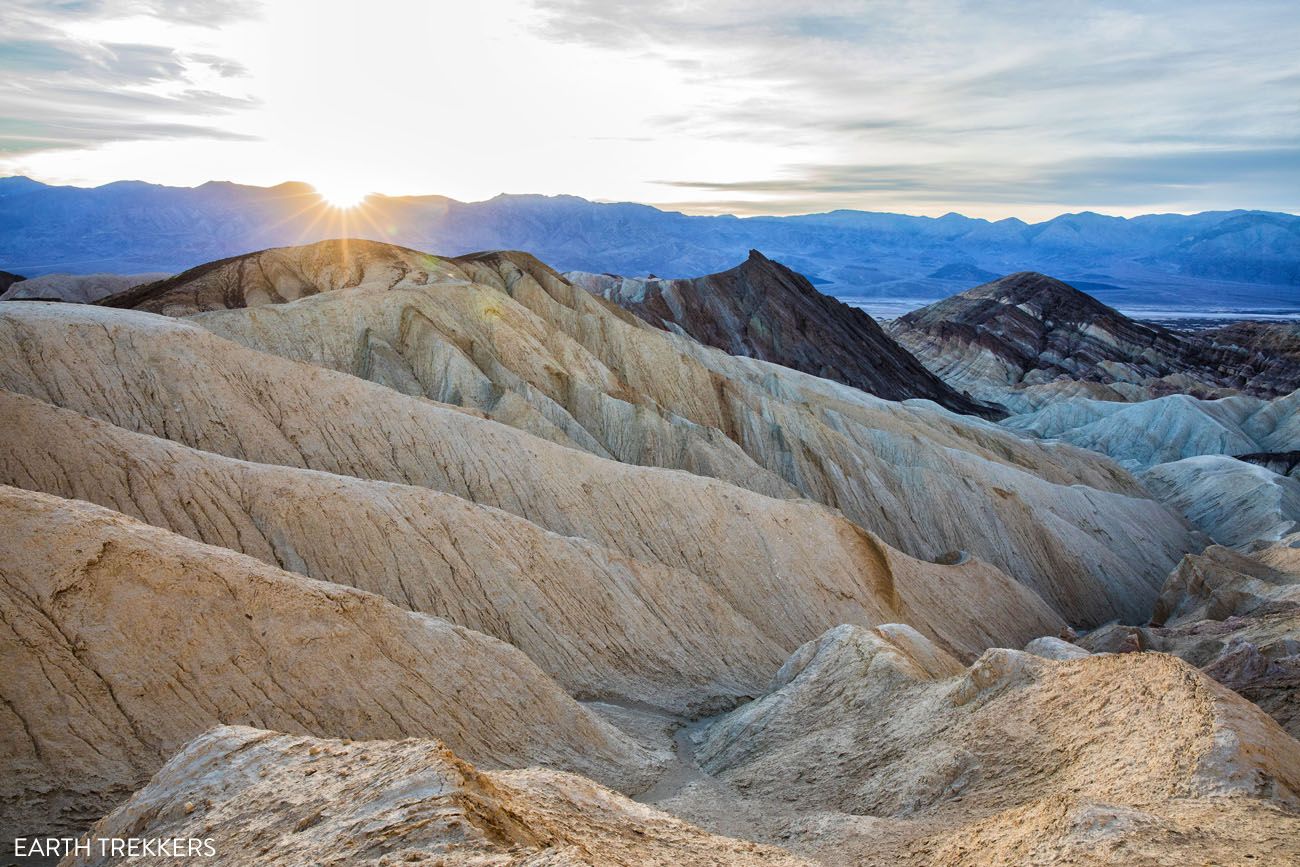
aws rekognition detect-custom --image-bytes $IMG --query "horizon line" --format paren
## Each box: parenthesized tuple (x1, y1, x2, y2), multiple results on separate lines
(3, 175, 1297, 225)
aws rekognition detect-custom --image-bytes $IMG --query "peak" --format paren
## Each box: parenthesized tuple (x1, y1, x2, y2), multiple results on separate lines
(978, 271, 1080, 296)
(969, 272, 1122, 315)
(746, 249, 770, 262)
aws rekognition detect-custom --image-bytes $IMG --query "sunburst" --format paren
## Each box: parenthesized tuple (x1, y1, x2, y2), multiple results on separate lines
(312, 180, 372, 209)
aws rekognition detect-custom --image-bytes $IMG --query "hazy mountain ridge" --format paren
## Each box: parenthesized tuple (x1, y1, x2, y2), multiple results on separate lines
(2, 176, 1297, 309)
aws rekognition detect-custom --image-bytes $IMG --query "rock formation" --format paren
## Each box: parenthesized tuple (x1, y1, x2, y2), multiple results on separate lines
(0, 388, 1065, 713)
(0, 487, 657, 840)
(1001, 390, 1300, 469)
(1203, 320, 1300, 367)
(68, 240, 1207, 627)
(565, 250, 998, 417)
(1140, 455, 1300, 548)
(63, 727, 810, 867)
(889, 271, 1300, 407)
(0, 235, 1297, 863)
(1238, 450, 1300, 478)
(665, 625, 1300, 865)
(1153, 536, 1300, 625)
(0, 272, 168, 303)
(98, 240, 456, 314)
(1072, 536, 1300, 736)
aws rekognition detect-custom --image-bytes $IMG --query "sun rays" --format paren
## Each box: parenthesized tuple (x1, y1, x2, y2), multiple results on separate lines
(313, 180, 372, 210)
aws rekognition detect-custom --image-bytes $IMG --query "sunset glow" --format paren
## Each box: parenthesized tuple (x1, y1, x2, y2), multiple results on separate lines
(313, 181, 371, 210)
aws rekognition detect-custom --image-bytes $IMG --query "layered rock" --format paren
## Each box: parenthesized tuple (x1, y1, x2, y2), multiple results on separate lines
(665, 625, 1300, 865)
(1202, 320, 1300, 367)
(889, 271, 1300, 406)
(565, 250, 997, 417)
(1140, 455, 1300, 548)
(63, 727, 810, 867)
(1002, 390, 1300, 469)
(99, 240, 458, 314)
(51, 240, 1206, 627)
(0, 487, 656, 840)
(1, 388, 1066, 711)
(1072, 538, 1300, 736)
(1153, 538, 1300, 626)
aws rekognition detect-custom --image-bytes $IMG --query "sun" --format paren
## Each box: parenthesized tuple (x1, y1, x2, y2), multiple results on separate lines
(313, 179, 372, 209)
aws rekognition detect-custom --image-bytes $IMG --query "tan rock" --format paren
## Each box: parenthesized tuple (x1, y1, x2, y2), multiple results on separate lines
(0, 487, 656, 841)
(669, 627, 1300, 865)
(61, 726, 812, 867)
(0, 388, 1067, 706)
(0, 303, 1079, 658)
(10, 243, 1204, 626)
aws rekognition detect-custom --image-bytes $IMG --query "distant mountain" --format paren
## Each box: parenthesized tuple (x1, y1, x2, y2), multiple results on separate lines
(568, 250, 999, 417)
(2, 176, 1298, 309)
(888, 272, 1300, 405)
(927, 263, 1000, 282)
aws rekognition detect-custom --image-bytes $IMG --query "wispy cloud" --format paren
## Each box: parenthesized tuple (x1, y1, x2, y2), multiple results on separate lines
(0, 0, 261, 153)
(537, 0, 1300, 213)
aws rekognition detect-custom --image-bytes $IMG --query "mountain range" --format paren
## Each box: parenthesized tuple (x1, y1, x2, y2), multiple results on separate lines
(2, 175, 1298, 311)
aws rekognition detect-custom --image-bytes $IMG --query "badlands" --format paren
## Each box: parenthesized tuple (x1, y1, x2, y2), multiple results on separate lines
(2, 240, 1298, 865)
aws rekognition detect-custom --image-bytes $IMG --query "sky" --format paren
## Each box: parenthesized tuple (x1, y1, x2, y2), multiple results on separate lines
(0, 0, 1297, 219)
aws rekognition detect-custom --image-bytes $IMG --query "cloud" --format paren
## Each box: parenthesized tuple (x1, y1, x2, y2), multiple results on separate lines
(0, 0, 260, 154)
(657, 146, 1300, 213)
(17, 0, 259, 27)
(536, 0, 1300, 212)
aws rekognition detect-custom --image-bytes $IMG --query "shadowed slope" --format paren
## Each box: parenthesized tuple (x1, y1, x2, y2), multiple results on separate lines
(566, 250, 1000, 417)
(890, 271, 1300, 405)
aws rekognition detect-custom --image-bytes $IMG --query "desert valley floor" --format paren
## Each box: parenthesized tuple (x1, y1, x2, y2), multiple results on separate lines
(2, 240, 1299, 866)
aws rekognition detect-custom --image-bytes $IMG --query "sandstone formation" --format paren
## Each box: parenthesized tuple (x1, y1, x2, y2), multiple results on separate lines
(663, 625, 1300, 865)
(1002, 390, 1300, 469)
(0, 388, 1066, 712)
(66, 240, 1208, 627)
(0, 272, 168, 303)
(565, 251, 998, 417)
(99, 241, 458, 313)
(63, 727, 810, 867)
(1070, 538, 1300, 737)
(0, 487, 657, 841)
(1153, 537, 1300, 626)
(889, 271, 1300, 407)
(1141, 455, 1300, 548)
